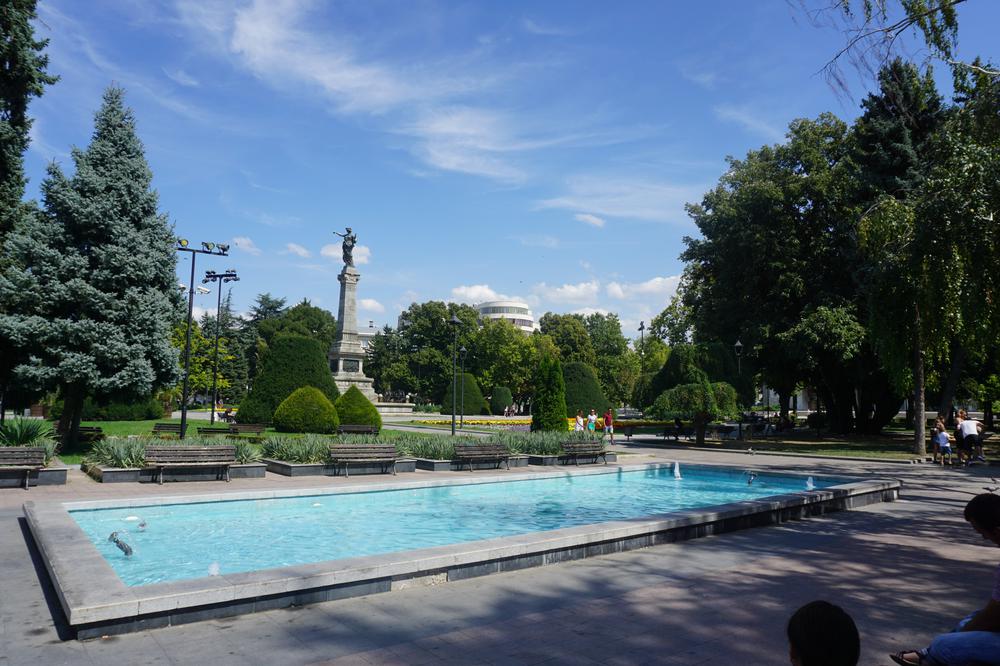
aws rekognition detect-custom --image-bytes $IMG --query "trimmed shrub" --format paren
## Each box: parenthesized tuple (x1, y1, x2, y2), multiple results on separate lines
(273, 386, 340, 434)
(440, 373, 490, 415)
(562, 362, 610, 418)
(237, 335, 340, 424)
(531, 353, 567, 432)
(335, 386, 382, 432)
(648, 379, 738, 445)
(649, 344, 709, 403)
(50, 395, 164, 421)
(490, 387, 514, 415)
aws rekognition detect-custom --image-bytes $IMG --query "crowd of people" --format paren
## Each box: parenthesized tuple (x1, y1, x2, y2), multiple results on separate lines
(933, 410, 986, 466)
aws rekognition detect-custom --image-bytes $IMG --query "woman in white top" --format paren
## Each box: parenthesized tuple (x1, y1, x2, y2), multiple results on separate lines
(574, 411, 585, 432)
(958, 409, 985, 463)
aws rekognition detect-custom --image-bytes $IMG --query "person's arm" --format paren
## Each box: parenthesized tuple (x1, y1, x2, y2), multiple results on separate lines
(962, 599, 1000, 632)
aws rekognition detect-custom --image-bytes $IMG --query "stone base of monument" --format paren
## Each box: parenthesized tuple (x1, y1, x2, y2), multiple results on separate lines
(376, 402, 414, 416)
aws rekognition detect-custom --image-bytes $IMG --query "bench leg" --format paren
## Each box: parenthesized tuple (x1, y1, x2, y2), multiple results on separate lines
(24, 469, 30, 490)
(159, 467, 164, 485)
(225, 466, 230, 483)
(391, 462, 396, 476)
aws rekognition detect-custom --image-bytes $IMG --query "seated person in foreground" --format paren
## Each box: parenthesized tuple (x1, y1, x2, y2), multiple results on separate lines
(787, 600, 859, 666)
(891, 493, 1000, 665)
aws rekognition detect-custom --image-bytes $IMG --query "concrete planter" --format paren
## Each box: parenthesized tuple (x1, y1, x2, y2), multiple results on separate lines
(413, 455, 529, 472)
(263, 458, 416, 477)
(528, 452, 618, 466)
(85, 463, 266, 483)
(0, 466, 67, 488)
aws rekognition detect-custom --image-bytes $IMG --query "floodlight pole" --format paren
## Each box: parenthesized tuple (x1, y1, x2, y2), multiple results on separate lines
(449, 315, 461, 436)
(203, 270, 240, 424)
(460, 346, 467, 428)
(175, 240, 230, 439)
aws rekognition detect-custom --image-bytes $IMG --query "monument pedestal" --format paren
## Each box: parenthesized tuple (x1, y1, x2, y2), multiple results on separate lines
(328, 266, 379, 402)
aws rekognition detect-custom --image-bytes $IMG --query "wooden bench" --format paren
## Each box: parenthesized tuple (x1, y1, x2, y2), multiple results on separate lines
(196, 426, 233, 437)
(144, 445, 236, 484)
(661, 426, 694, 440)
(453, 443, 510, 471)
(151, 422, 183, 437)
(338, 424, 379, 435)
(328, 444, 398, 477)
(0, 447, 47, 490)
(230, 423, 266, 436)
(561, 441, 608, 465)
(77, 426, 105, 443)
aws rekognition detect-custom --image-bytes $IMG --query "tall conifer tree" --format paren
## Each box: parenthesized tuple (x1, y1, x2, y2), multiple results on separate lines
(0, 86, 179, 445)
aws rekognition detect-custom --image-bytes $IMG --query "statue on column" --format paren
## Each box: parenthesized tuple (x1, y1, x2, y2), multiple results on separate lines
(333, 227, 357, 267)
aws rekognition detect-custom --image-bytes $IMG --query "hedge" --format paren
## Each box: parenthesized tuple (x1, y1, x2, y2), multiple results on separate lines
(50, 395, 164, 422)
(334, 386, 382, 432)
(440, 373, 490, 415)
(273, 386, 340, 434)
(237, 334, 340, 424)
(562, 361, 610, 417)
(489, 386, 514, 415)
(531, 353, 567, 432)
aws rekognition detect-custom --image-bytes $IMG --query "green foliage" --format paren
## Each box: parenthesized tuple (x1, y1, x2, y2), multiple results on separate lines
(232, 440, 262, 464)
(334, 385, 382, 431)
(170, 320, 232, 399)
(237, 334, 339, 424)
(562, 362, 611, 417)
(257, 299, 338, 351)
(440, 373, 489, 415)
(261, 434, 330, 463)
(485, 430, 592, 456)
(806, 412, 829, 430)
(393, 437, 458, 460)
(649, 381, 718, 422)
(470, 318, 536, 400)
(489, 386, 513, 414)
(273, 386, 339, 434)
(0, 87, 181, 448)
(51, 395, 164, 422)
(414, 403, 441, 413)
(711, 382, 740, 421)
(539, 313, 596, 366)
(650, 345, 709, 400)
(0, 417, 55, 449)
(531, 352, 567, 432)
(83, 437, 148, 468)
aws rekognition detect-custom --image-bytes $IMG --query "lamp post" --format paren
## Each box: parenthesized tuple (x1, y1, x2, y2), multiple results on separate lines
(638, 321, 645, 373)
(202, 269, 239, 424)
(734, 340, 743, 439)
(448, 315, 461, 436)
(410, 345, 420, 404)
(175, 239, 230, 439)
(459, 346, 467, 428)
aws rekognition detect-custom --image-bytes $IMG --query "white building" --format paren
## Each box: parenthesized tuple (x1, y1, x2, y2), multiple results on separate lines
(477, 300, 539, 333)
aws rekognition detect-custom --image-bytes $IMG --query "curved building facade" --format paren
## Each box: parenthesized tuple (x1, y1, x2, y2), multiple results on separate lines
(477, 300, 539, 333)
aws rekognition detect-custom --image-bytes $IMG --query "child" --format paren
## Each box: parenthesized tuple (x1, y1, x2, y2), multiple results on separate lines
(587, 409, 598, 436)
(933, 420, 953, 465)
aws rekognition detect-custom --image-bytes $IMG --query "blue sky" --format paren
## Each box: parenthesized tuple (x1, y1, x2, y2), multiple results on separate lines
(23, 0, 999, 335)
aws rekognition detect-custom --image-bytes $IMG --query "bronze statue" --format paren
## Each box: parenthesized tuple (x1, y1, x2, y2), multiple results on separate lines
(333, 227, 357, 266)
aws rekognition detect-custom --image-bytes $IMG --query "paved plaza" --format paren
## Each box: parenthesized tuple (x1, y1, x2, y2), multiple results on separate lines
(1, 442, 996, 665)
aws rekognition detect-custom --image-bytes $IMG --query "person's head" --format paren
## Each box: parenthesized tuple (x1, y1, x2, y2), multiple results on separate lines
(577, 411, 583, 417)
(959, 409, 968, 419)
(965, 493, 1000, 547)
(787, 600, 859, 666)
(590, 409, 596, 415)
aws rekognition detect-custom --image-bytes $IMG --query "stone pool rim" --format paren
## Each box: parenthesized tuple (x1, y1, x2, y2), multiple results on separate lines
(23, 462, 900, 639)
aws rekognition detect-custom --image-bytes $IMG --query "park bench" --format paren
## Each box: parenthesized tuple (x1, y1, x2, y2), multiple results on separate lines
(0, 447, 47, 490)
(328, 443, 398, 477)
(197, 426, 232, 437)
(338, 424, 379, 436)
(561, 441, 608, 465)
(453, 443, 510, 471)
(76, 426, 105, 443)
(144, 445, 236, 485)
(661, 426, 694, 440)
(706, 424, 736, 440)
(151, 422, 182, 438)
(229, 423, 266, 436)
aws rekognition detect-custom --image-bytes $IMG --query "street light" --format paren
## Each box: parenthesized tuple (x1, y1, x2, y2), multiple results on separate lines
(459, 346, 467, 429)
(175, 238, 230, 439)
(410, 345, 421, 404)
(448, 315, 461, 436)
(202, 269, 240, 424)
(638, 321, 646, 373)
(734, 340, 744, 440)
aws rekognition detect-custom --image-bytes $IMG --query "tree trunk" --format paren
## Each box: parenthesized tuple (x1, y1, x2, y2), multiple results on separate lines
(937, 344, 966, 426)
(694, 415, 707, 446)
(913, 307, 926, 456)
(60, 386, 85, 453)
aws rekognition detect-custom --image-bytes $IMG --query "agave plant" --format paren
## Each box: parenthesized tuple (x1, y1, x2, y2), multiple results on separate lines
(261, 435, 331, 463)
(83, 437, 148, 469)
(0, 417, 55, 446)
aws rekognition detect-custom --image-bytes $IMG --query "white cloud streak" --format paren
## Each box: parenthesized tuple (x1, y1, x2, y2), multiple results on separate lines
(714, 104, 785, 142)
(282, 242, 311, 258)
(606, 275, 681, 301)
(232, 236, 262, 255)
(539, 176, 706, 224)
(359, 298, 385, 313)
(574, 213, 606, 228)
(532, 280, 601, 304)
(451, 284, 513, 303)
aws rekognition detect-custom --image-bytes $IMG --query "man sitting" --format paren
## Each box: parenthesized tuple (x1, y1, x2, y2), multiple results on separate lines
(891, 493, 1000, 665)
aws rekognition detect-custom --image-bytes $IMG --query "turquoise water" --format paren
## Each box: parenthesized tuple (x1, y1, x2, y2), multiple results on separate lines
(70, 466, 845, 586)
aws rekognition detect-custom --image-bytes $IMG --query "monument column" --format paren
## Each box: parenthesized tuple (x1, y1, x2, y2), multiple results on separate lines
(327, 229, 378, 401)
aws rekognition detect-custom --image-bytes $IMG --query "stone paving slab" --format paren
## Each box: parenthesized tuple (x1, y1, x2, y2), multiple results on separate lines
(1, 447, 997, 664)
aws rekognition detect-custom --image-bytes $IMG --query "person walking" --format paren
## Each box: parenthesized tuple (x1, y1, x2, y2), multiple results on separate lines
(603, 408, 615, 444)
(574, 411, 584, 432)
(587, 409, 598, 437)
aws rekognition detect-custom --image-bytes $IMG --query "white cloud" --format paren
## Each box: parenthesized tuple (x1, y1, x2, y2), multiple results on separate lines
(320, 243, 371, 265)
(570, 307, 611, 316)
(574, 213, 606, 228)
(359, 298, 385, 313)
(191, 305, 210, 319)
(606, 275, 681, 300)
(282, 242, 311, 258)
(518, 235, 560, 249)
(714, 104, 785, 142)
(533, 280, 601, 304)
(163, 67, 199, 87)
(451, 284, 512, 303)
(521, 18, 573, 36)
(232, 236, 262, 255)
(538, 176, 706, 224)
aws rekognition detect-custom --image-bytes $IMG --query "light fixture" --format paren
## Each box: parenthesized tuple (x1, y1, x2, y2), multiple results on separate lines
(196, 286, 211, 294)
(201, 242, 215, 252)
(217, 243, 230, 254)
(177, 238, 189, 248)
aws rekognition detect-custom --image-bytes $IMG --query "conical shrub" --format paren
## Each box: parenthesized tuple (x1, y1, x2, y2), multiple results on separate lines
(273, 386, 339, 434)
(334, 386, 382, 432)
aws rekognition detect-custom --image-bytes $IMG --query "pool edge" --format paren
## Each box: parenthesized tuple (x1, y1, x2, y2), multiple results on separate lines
(22, 464, 900, 639)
